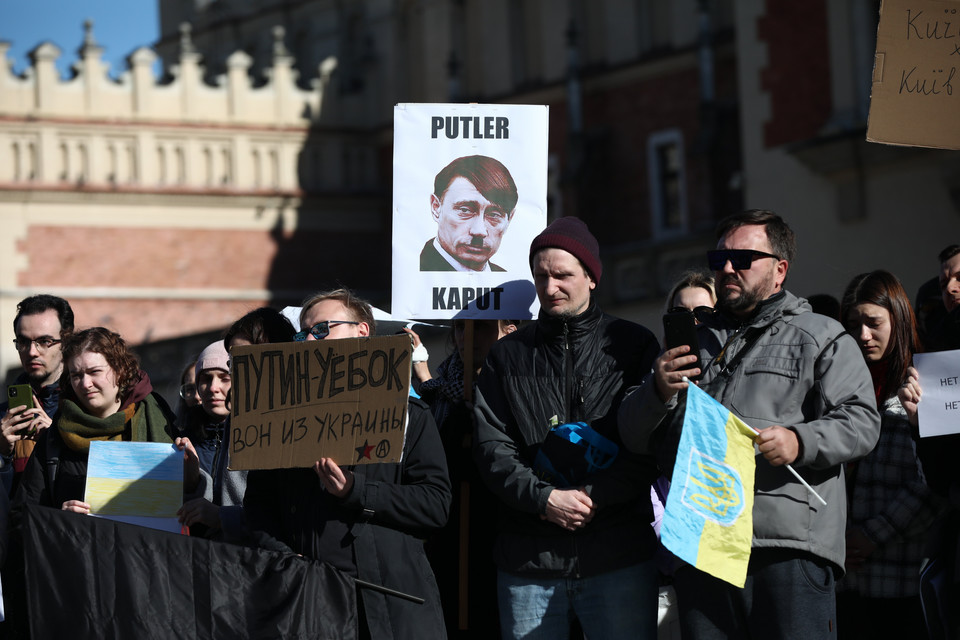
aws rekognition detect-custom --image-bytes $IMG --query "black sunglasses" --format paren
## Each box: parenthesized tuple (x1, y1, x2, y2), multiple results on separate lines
(293, 320, 360, 342)
(668, 306, 716, 324)
(707, 249, 780, 271)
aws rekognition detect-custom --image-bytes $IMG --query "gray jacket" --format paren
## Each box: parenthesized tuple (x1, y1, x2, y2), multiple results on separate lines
(618, 290, 881, 571)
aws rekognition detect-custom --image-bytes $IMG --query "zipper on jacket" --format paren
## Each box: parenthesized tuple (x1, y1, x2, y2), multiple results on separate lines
(573, 535, 581, 578)
(563, 321, 573, 422)
(210, 425, 223, 504)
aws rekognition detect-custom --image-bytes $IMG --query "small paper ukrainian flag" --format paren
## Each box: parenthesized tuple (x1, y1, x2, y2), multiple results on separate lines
(85, 441, 183, 532)
(661, 382, 756, 587)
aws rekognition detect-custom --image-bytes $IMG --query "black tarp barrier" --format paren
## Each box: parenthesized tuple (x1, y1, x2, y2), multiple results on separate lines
(21, 504, 357, 639)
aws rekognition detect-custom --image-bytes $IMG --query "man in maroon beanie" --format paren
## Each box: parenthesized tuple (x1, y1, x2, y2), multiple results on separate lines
(473, 216, 661, 639)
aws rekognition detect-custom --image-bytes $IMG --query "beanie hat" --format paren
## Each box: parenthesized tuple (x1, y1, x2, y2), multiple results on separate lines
(528, 216, 602, 283)
(195, 340, 229, 379)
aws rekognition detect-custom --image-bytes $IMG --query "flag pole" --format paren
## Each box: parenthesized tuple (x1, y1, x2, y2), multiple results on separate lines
(743, 423, 828, 507)
(682, 378, 828, 506)
(355, 578, 425, 604)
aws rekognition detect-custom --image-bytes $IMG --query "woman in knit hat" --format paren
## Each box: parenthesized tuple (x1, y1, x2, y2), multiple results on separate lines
(176, 307, 294, 541)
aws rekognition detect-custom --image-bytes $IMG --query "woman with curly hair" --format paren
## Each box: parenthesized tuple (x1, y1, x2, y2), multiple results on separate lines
(14, 327, 176, 512)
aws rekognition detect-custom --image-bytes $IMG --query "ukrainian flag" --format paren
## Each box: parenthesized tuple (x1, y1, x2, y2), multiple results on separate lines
(661, 382, 756, 587)
(85, 441, 183, 533)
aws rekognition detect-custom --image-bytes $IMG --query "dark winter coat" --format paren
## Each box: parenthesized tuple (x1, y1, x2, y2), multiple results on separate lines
(473, 300, 661, 577)
(244, 398, 451, 640)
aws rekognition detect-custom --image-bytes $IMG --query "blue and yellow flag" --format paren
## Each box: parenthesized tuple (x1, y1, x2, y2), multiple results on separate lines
(661, 382, 756, 587)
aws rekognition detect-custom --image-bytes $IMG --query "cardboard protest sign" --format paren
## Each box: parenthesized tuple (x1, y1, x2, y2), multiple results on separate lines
(85, 441, 183, 534)
(228, 335, 411, 470)
(867, 0, 960, 149)
(914, 349, 960, 437)
(391, 103, 549, 320)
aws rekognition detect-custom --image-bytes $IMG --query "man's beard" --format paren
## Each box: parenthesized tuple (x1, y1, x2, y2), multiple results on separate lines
(23, 360, 57, 386)
(543, 299, 590, 320)
(717, 276, 767, 315)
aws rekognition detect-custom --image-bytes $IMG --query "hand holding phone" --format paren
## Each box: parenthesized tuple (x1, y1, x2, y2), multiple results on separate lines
(651, 309, 705, 403)
(662, 310, 702, 381)
(5, 384, 50, 440)
(7, 384, 34, 412)
(3, 385, 37, 454)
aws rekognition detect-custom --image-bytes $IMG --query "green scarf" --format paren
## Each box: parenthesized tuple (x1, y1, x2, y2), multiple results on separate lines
(58, 394, 175, 452)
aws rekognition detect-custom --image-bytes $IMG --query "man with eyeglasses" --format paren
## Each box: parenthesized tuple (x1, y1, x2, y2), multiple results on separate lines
(1, 295, 74, 495)
(244, 288, 451, 639)
(619, 210, 880, 640)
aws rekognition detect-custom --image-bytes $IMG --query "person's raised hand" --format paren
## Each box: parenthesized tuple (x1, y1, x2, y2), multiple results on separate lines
(653, 346, 701, 403)
(0, 405, 31, 456)
(898, 366, 921, 428)
(175, 436, 201, 492)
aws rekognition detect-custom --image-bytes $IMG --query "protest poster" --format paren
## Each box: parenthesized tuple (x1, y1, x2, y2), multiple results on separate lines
(914, 349, 960, 437)
(84, 441, 183, 534)
(391, 103, 549, 320)
(867, 0, 960, 149)
(228, 335, 411, 470)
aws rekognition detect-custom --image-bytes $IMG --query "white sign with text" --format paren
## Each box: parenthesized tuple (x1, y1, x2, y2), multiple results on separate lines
(915, 349, 960, 438)
(391, 103, 548, 320)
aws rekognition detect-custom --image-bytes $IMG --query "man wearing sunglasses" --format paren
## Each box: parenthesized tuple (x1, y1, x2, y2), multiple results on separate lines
(0, 294, 74, 496)
(619, 210, 880, 640)
(244, 288, 451, 639)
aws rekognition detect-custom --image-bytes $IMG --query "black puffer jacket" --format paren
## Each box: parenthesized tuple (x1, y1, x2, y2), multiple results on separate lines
(473, 300, 660, 577)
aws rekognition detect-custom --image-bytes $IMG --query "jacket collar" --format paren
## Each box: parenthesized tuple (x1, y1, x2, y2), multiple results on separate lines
(717, 290, 789, 329)
(15, 372, 60, 398)
(537, 298, 603, 342)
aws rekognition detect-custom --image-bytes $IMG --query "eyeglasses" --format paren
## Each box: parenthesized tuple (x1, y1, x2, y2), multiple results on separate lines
(179, 383, 197, 400)
(293, 320, 360, 342)
(707, 249, 780, 271)
(13, 337, 61, 353)
(668, 306, 716, 324)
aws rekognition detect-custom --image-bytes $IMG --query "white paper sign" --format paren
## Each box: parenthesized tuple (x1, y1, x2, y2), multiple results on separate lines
(391, 103, 549, 320)
(914, 349, 960, 438)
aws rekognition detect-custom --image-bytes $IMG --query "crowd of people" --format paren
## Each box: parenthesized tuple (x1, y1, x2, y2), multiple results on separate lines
(0, 209, 958, 640)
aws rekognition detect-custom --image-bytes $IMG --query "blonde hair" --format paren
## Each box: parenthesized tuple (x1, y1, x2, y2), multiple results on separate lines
(664, 269, 717, 314)
(300, 288, 376, 334)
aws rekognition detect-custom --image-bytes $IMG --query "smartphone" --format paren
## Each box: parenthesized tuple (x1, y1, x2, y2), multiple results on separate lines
(663, 310, 702, 381)
(7, 384, 34, 412)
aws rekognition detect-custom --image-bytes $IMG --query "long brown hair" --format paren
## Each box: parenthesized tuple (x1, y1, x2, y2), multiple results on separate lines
(841, 270, 922, 402)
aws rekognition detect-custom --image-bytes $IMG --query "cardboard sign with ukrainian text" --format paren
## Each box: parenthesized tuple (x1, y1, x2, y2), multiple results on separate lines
(391, 103, 548, 320)
(867, 0, 960, 149)
(227, 336, 411, 470)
